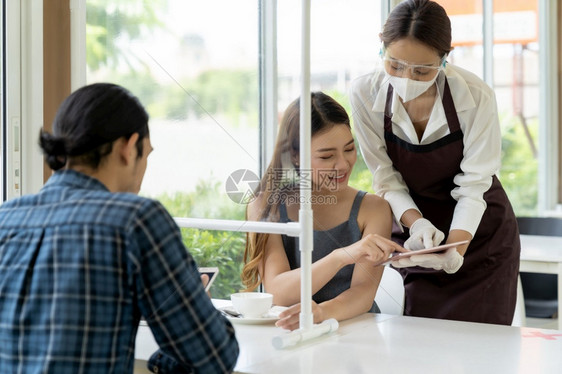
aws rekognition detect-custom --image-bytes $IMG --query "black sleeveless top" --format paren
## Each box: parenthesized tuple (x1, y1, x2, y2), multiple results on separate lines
(279, 190, 380, 312)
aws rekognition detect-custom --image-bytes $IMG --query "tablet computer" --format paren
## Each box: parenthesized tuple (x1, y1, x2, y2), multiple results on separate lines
(199, 267, 219, 292)
(385, 240, 469, 264)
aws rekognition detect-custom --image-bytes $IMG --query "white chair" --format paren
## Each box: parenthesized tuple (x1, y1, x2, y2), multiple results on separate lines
(512, 274, 527, 326)
(375, 266, 405, 315)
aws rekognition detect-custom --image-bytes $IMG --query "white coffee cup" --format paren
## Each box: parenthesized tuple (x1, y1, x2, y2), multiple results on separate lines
(231, 292, 273, 318)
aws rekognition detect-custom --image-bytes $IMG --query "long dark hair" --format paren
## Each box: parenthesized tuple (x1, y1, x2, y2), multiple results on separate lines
(380, 0, 452, 58)
(241, 92, 350, 291)
(39, 83, 149, 170)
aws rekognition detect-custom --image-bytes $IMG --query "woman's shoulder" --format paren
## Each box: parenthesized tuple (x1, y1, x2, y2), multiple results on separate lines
(356, 191, 392, 234)
(247, 193, 271, 221)
(344, 188, 388, 212)
(358, 191, 390, 211)
(247, 189, 298, 221)
(247, 198, 261, 221)
(350, 70, 387, 97)
(446, 64, 494, 95)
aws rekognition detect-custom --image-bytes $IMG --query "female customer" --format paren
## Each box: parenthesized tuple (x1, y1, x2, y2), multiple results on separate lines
(242, 92, 406, 331)
(350, 0, 520, 325)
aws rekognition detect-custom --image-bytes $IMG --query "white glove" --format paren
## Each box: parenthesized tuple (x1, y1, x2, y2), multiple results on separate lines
(391, 247, 464, 274)
(404, 218, 445, 251)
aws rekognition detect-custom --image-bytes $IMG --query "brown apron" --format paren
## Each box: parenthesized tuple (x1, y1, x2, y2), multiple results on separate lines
(385, 80, 520, 325)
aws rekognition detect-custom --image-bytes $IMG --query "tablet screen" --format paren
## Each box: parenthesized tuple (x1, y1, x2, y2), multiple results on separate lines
(199, 267, 219, 292)
(386, 240, 469, 263)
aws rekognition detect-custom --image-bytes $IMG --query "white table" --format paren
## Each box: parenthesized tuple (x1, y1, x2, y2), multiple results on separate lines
(135, 300, 562, 373)
(519, 234, 562, 330)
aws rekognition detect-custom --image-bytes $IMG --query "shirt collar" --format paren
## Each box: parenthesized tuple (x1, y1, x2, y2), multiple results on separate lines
(43, 169, 110, 192)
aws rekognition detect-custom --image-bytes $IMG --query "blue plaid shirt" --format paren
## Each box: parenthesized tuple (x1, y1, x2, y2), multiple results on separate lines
(0, 170, 238, 373)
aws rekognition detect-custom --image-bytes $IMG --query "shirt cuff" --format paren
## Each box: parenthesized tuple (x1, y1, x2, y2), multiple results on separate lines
(383, 190, 420, 225)
(148, 349, 193, 374)
(450, 197, 487, 237)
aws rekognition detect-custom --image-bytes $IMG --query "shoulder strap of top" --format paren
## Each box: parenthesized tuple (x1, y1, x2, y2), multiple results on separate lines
(349, 190, 367, 221)
(279, 202, 289, 222)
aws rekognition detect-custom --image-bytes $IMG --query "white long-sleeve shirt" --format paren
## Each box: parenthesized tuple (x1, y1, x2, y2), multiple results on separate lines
(349, 64, 502, 236)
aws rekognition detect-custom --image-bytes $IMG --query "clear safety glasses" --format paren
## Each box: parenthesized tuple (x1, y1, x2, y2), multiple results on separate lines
(382, 56, 445, 80)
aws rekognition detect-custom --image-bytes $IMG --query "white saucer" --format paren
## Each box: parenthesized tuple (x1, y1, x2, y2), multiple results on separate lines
(227, 314, 280, 325)
(220, 305, 287, 325)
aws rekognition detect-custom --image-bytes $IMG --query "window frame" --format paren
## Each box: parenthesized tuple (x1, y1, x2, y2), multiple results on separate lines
(1, 0, 5, 201)
(2, 0, 22, 201)
(1, 0, 45, 201)
(2, 0, 43, 201)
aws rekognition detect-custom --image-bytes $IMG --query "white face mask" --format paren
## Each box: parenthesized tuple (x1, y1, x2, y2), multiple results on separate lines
(387, 72, 439, 102)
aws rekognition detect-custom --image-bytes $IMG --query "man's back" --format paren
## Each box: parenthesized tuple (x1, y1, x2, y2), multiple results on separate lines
(0, 170, 238, 373)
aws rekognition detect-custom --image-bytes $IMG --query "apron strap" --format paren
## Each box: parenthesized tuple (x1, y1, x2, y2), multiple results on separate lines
(384, 85, 394, 132)
(441, 79, 461, 133)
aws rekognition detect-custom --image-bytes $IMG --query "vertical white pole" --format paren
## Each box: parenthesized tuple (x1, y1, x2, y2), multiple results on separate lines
(69, 0, 87, 90)
(258, 0, 278, 176)
(272, 0, 339, 349)
(273, 0, 338, 349)
(298, 0, 313, 331)
(538, 0, 559, 213)
(482, 0, 494, 87)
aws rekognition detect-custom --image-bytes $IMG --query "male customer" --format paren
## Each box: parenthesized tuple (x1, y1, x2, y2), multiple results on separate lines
(0, 83, 239, 373)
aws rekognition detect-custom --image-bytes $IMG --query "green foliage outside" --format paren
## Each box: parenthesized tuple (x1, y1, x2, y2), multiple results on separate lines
(181, 229, 246, 298)
(154, 179, 247, 299)
(86, 0, 168, 71)
(497, 114, 539, 216)
(177, 70, 259, 122)
(88, 68, 259, 128)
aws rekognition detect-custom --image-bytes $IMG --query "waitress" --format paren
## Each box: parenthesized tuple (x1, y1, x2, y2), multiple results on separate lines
(350, 0, 520, 325)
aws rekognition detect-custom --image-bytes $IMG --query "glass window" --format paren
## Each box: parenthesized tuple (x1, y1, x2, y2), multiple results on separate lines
(493, 1, 539, 216)
(436, 0, 540, 216)
(86, 0, 259, 206)
(86, 0, 259, 297)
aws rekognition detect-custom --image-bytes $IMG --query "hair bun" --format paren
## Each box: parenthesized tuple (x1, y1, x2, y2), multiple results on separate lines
(39, 130, 67, 155)
(39, 130, 68, 170)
